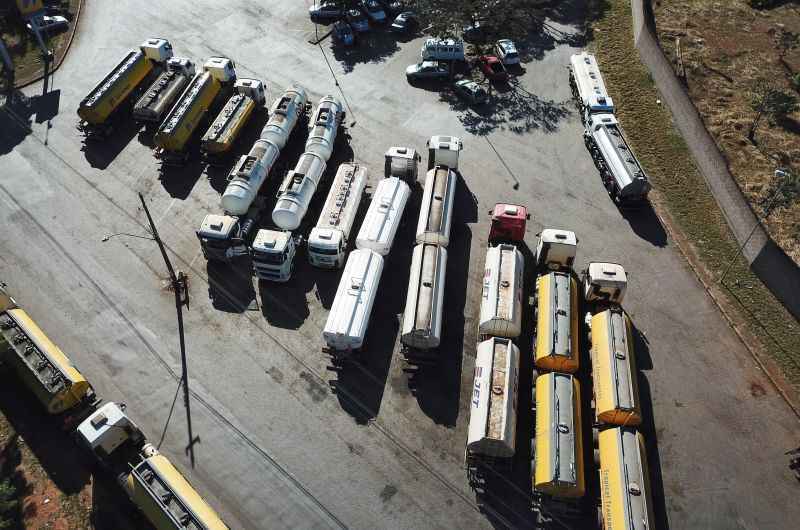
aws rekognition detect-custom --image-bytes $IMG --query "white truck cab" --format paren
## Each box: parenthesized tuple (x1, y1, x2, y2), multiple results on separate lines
(251, 229, 297, 282)
(76, 402, 144, 460)
(427, 135, 462, 170)
(535, 229, 577, 271)
(385, 146, 420, 183)
(308, 163, 368, 269)
(583, 262, 627, 305)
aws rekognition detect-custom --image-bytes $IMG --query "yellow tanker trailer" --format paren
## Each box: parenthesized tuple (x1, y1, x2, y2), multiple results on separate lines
(534, 270, 580, 373)
(590, 307, 642, 426)
(533, 372, 585, 501)
(154, 57, 236, 166)
(598, 427, 655, 530)
(201, 78, 265, 164)
(0, 287, 94, 417)
(77, 38, 173, 139)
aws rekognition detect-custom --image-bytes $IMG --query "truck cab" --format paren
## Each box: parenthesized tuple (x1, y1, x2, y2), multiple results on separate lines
(427, 135, 462, 170)
(583, 262, 627, 305)
(76, 402, 145, 473)
(488, 203, 528, 244)
(385, 146, 420, 183)
(535, 229, 577, 271)
(251, 229, 297, 282)
(196, 213, 256, 262)
(308, 228, 345, 268)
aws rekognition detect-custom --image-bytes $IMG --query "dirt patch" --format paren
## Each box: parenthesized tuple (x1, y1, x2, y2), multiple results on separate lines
(0, 0, 81, 88)
(749, 381, 767, 397)
(653, 0, 800, 263)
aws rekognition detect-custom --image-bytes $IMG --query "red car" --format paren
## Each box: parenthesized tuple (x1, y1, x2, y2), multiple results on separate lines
(478, 55, 509, 82)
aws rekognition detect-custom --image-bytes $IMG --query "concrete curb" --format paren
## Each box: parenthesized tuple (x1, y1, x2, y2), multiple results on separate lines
(15, 0, 83, 89)
(629, 0, 800, 321)
(627, 1, 800, 418)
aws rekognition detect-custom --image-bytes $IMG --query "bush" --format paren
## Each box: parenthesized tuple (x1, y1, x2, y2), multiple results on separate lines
(793, 72, 800, 91)
(748, 0, 784, 8)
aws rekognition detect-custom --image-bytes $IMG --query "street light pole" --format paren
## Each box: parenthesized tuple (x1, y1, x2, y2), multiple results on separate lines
(137, 192, 198, 467)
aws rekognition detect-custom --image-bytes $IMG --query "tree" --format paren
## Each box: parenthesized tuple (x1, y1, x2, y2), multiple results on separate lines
(748, 79, 799, 143)
(416, 0, 546, 44)
(0, 479, 18, 529)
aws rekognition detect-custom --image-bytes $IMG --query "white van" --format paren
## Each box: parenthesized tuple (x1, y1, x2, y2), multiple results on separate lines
(421, 38, 465, 62)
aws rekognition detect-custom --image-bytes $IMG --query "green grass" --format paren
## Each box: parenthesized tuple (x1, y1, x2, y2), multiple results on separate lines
(589, 0, 800, 388)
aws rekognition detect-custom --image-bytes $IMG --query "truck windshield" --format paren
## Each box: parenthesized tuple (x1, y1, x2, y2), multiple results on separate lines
(309, 245, 338, 256)
(254, 251, 285, 264)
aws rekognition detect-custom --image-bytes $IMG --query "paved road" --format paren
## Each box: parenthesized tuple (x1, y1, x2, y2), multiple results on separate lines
(1, 1, 798, 529)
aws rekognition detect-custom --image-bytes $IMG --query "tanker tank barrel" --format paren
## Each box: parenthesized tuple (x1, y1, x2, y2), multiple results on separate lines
(219, 85, 309, 216)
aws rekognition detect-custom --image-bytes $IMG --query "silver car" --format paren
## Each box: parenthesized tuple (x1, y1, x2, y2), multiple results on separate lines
(406, 61, 450, 82)
(453, 79, 488, 104)
(495, 39, 520, 65)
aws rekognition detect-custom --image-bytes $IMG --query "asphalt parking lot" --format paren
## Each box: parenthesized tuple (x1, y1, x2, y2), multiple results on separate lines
(1, 1, 799, 529)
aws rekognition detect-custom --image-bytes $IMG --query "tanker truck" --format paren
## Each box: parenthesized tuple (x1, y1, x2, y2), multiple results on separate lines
(153, 57, 236, 167)
(200, 78, 266, 165)
(196, 85, 309, 262)
(584, 113, 651, 205)
(77, 38, 173, 139)
(132, 57, 195, 129)
(77, 402, 230, 530)
(307, 162, 369, 269)
(0, 287, 97, 424)
(251, 95, 345, 282)
(568, 51, 614, 120)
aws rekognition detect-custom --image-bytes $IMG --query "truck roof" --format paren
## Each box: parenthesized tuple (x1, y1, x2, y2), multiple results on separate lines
(313, 163, 368, 237)
(252, 229, 291, 253)
(323, 249, 384, 350)
(589, 114, 651, 199)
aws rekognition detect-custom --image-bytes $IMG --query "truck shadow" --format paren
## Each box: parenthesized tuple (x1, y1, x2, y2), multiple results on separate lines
(407, 175, 478, 427)
(329, 179, 421, 424)
(638, 374, 671, 530)
(158, 141, 206, 200)
(206, 258, 256, 313)
(620, 203, 668, 248)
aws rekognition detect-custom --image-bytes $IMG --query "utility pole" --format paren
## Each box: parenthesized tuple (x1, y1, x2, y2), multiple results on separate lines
(138, 192, 198, 467)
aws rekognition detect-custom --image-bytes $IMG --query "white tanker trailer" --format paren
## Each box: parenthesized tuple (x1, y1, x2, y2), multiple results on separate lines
(196, 86, 309, 262)
(271, 95, 345, 231)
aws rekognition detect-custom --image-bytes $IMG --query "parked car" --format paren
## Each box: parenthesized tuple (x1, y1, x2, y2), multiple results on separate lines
(420, 38, 465, 62)
(495, 39, 520, 65)
(346, 9, 370, 32)
(360, 0, 387, 23)
(333, 21, 355, 46)
(477, 55, 509, 82)
(309, 2, 343, 22)
(30, 15, 68, 33)
(382, 1, 407, 16)
(406, 61, 450, 82)
(453, 79, 488, 104)
(390, 11, 417, 32)
(462, 20, 486, 43)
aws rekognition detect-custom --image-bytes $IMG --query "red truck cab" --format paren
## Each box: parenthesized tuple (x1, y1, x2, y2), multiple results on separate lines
(489, 203, 528, 243)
